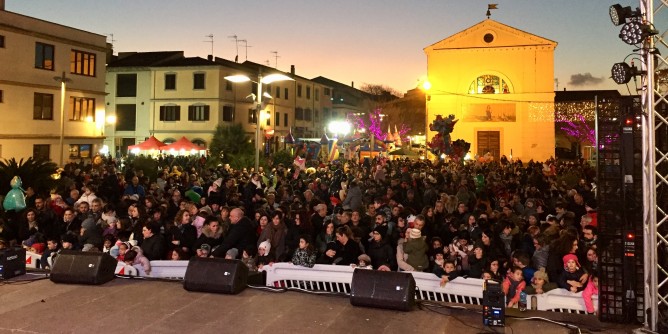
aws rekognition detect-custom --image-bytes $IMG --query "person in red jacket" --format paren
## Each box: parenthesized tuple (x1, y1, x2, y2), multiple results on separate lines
(502, 266, 526, 308)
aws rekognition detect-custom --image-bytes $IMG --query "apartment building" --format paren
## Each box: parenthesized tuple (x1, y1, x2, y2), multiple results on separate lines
(0, 3, 109, 164)
(106, 53, 334, 155)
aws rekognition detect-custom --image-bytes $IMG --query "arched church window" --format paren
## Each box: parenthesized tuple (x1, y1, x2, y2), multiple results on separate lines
(468, 75, 511, 94)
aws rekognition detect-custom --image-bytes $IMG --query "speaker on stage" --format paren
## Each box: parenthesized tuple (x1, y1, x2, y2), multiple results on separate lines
(183, 257, 248, 294)
(50, 250, 117, 285)
(350, 269, 416, 311)
(0, 247, 26, 279)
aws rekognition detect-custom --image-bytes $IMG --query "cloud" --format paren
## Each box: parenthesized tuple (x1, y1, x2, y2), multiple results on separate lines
(568, 73, 605, 86)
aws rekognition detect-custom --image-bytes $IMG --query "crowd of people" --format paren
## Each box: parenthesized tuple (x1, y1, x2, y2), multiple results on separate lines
(0, 154, 600, 312)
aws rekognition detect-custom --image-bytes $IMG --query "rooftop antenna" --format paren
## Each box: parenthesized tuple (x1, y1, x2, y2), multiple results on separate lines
(228, 34, 239, 62)
(271, 51, 280, 68)
(105, 33, 116, 45)
(554, 78, 559, 91)
(486, 3, 498, 19)
(204, 34, 214, 58)
(238, 39, 252, 61)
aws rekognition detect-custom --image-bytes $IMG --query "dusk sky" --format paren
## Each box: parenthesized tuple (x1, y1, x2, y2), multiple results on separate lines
(7, 1, 650, 94)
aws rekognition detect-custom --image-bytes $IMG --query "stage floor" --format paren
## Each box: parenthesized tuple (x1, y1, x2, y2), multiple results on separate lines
(0, 273, 640, 334)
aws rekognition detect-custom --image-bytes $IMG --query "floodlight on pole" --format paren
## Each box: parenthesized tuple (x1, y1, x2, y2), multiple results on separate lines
(224, 71, 293, 172)
(611, 62, 645, 84)
(619, 21, 658, 45)
(609, 4, 640, 26)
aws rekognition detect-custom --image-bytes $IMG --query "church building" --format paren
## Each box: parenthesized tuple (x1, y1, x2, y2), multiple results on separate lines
(424, 19, 557, 161)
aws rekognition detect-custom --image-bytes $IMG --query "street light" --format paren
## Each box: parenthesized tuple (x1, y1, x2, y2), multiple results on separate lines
(53, 71, 71, 167)
(224, 71, 293, 172)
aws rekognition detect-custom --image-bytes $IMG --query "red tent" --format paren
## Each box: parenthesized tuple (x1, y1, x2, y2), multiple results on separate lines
(128, 136, 165, 151)
(159, 136, 205, 152)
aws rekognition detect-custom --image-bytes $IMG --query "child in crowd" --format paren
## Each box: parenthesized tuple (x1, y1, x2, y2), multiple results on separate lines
(356, 254, 373, 269)
(170, 248, 187, 260)
(511, 250, 535, 285)
(116, 241, 131, 262)
(291, 235, 316, 268)
(482, 270, 496, 282)
(558, 254, 587, 293)
(257, 240, 274, 270)
(523, 268, 557, 294)
(582, 272, 599, 315)
(130, 246, 151, 275)
(437, 260, 460, 287)
(102, 234, 116, 254)
(502, 266, 526, 308)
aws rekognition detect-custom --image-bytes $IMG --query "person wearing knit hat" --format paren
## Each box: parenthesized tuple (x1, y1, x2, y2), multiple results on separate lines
(524, 268, 558, 295)
(558, 253, 587, 293)
(403, 227, 428, 271)
(409, 228, 422, 240)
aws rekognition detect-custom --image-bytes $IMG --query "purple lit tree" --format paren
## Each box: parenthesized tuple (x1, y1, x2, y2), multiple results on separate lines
(559, 113, 595, 145)
(348, 108, 410, 142)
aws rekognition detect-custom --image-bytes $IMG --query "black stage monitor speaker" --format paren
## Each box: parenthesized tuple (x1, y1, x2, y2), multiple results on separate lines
(50, 250, 117, 285)
(482, 280, 505, 327)
(350, 269, 416, 311)
(0, 247, 26, 279)
(184, 257, 248, 294)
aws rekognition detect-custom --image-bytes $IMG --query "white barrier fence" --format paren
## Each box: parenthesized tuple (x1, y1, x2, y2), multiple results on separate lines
(32, 254, 595, 314)
(262, 263, 598, 314)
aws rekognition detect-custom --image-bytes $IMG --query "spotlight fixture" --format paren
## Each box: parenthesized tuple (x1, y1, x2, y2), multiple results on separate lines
(611, 62, 644, 84)
(619, 21, 658, 45)
(609, 4, 640, 26)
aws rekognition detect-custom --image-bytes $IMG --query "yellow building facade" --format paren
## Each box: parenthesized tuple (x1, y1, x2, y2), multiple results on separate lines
(424, 19, 556, 161)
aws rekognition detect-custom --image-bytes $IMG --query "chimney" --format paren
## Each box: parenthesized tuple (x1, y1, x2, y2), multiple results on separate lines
(351, 81, 354, 88)
(207, 55, 213, 61)
(0, 0, 5, 11)
(290, 65, 295, 75)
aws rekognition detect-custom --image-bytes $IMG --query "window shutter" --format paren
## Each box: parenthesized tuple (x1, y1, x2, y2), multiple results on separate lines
(159, 107, 165, 121)
(204, 106, 210, 121)
(188, 106, 194, 121)
(175, 106, 181, 121)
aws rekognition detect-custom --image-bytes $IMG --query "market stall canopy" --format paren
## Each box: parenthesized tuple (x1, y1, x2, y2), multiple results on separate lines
(159, 136, 205, 153)
(128, 136, 165, 151)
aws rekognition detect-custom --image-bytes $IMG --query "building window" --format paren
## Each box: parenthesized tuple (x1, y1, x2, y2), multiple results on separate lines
(35, 42, 54, 70)
(69, 144, 91, 159)
(115, 104, 136, 131)
(70, 97, 95, 121)
(315, 88, 319, 101)
(275, 87, 281, 99)
(0, 90, 3, 103)
(295, 107, 304, 120)
(468, 74, 511, 94)
(33, 93, 54, 120)
(159, 105, 181, 121)
(284, 113, 288, 127)
(297, 84, 302, 98)
(70, 50, 96, 77)
(33, 145, 50, 161)
(306, 86, 311, 99)
(193, 73, 205, 90)
(284, 88, 289, 100)
(324, 88, 330, 96)
(248, 109, 257, 124)
(188, 105, 209, 121)
(0, 35, 5, 48)
(222, 106, 234, 122)
(305, 108, 313, 121)
(275, 112, 280, 126)
(225, 80, 232, 91)
(117, 74, 137, 97)
(165, 73, 176, 90)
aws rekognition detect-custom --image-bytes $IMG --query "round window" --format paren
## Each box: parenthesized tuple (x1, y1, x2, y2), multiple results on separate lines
(484, 33, 494, 43)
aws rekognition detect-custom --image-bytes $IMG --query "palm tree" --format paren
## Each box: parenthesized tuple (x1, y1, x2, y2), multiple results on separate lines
(0, 158, 61, 196)
(208, 124, 256, 169)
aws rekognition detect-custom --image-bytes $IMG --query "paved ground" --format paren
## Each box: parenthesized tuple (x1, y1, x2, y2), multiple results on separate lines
(0, 273, 642, 334)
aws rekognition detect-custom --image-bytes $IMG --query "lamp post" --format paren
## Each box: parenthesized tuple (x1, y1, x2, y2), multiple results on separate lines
(225, 71, 293, 172)
(53, 72, 71, 167)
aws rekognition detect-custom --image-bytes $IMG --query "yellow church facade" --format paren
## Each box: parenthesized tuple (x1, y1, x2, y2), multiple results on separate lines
(424, 19, 556, 161)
